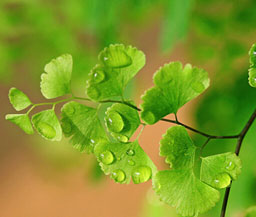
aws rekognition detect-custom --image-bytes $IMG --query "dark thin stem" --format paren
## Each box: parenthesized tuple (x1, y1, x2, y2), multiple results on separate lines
(161, 118, 239, 139)
(220, 109, 256, 217)
(200, 137, 211, 156)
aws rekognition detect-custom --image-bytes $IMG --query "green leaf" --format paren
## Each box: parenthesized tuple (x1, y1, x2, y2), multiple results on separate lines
(200, 152, 242, 189)
(153, 169, 220, 217)
(41, 54, 72, 99)
(94, 139, 157, 184)
(248, 43, 256, 87)
(153, 126, 220, 216)
(160, 126, 196, 169)
(140, 62, 210, 124)
(86, 44, 145, 101)
(5, 114, 34, 134)
(245, 206, 256, 217)
(105, 103, 140, 143)
(32, 109, 62, 141)
(8, 87, 32, 111)
(61, 101, 107, 153)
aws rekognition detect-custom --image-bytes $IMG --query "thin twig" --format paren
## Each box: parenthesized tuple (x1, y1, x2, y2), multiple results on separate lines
(220, 109, 256, 217)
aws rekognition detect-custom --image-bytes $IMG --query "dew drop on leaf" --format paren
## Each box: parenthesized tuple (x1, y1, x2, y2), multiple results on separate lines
(126, 149, 135, 156)
(92, 69, 105, 84)
(141, 111, 156, 125)
(128, 159, 135, 166)
(132, 166, 152, 184)
(213, 173, 231, 188)
(37, 122, 56, 139)
(106, 112, 124, 133)
(111, 169, 126, 183)
(117, 134, 128, 143)
(99, 150, 115, 165)
(192, 81, 205, 93)
(101, 50, 132, 68)
(226, 161, 235, 171)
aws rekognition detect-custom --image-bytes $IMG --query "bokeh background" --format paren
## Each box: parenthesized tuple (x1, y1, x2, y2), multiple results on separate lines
(1, 0, 256, 216)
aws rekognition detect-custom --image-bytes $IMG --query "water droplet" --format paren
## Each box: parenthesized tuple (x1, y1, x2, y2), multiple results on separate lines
(253, 51, 256, 55)
(92, 69, 105, 84)
(117, 135, 128, 143)
(87, 86, 100, 99)
(106, 112, 124, 133)
(154, 182, 161, 191)
(213, 173, 231, 189)
(99, 150, 114, 165)
(142, 111, 156, 124)
(132, 166, 152, 184)
(226, 161, 235, 171)
(101, 49, 132, 68)
(62, 121, 72, 134)
(37, 122, 56, 139)
(128, 159, 135, 166)
(126, 149, 135, 156)
(111, 169, 126, 183)
(192, 81, 205, 93)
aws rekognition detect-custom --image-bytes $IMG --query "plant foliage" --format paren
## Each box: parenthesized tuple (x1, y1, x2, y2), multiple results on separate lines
(6, 43, 256, 216)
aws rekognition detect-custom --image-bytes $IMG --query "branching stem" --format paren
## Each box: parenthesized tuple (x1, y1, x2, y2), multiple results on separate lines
(220, 109, 256, 217)
(26, 93, 256, 217)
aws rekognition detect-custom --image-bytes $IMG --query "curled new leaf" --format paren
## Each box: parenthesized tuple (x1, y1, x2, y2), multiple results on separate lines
(105, 103, 140, 143)
(86, 44, 145, 101)
(8, 87, 32, 111)
(61, 101, 107, 153)
(200, 152, 242, 189)
(5, 114, 34, 134)
(41, 54, 73, 99)
(140, 62, 210, 124)
(94, 140, 156, 184)
(32, 109, 62, 141)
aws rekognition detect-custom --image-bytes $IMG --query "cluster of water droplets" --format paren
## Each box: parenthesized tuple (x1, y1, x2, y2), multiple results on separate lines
(213, 160, 236, 189)
(87, 48, 133, 99)
(98, 147, 152, 184)
(106, 111, 129, 143)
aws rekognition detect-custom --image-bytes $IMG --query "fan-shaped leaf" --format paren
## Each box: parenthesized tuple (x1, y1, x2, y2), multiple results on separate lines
(94, 139, 156, 184)
(61, 101, 107, 153)
(41, 54, 72, 99)
(140, 62, 209, 124)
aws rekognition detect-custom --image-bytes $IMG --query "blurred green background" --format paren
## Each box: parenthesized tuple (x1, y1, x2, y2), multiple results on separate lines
(1, 0, 256, 217)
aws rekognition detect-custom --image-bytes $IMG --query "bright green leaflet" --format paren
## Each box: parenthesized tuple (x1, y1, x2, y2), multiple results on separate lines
(40, 54, 73, 99)
(200, 152, 242, 189)
(153, 170, 220, 217)
(8, 87, 32, 111)
(248, 44, 256, 87)
(160, 126, 196, 169)
(153, 126, 220, 216)
(86, 44, 145, 101)
(105, 103, 140, 143)
(32, 109, 62, 141)
(245, 206, 256, 217)
(61, 101, 107, 153)
(140, 61, 210, 124)
(94, 140, 157, 184)
(5, 114, 34, 135)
